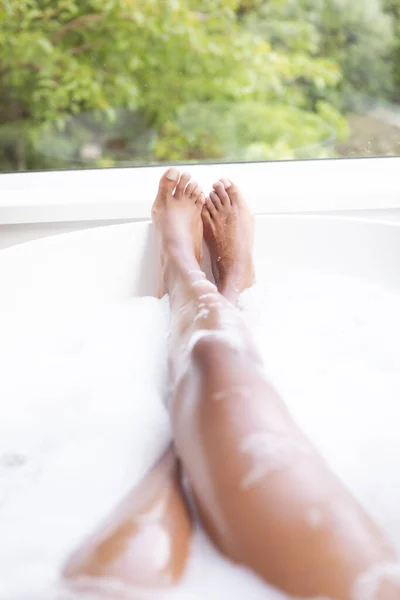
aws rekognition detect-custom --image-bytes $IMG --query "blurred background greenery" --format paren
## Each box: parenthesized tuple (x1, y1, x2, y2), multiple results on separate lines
(0, 0, 399, 172)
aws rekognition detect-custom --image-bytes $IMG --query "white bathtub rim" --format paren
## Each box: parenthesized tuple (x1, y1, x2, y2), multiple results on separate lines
(0, 212, 399, 261)
(1, 157, 400, 225)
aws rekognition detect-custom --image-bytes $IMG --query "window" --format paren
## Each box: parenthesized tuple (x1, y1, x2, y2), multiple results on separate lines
(1, 0, 399, 173)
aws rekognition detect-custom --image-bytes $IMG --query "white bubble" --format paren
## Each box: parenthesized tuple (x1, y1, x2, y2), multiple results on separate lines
(352, 562, 400, 600)
(240, 431, 311, 489)
(305, 507, 323, 529)
(213, 387, 251, 402)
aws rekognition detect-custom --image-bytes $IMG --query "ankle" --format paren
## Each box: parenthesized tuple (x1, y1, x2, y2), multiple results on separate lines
(162, 247, 201, 291)
(218, 263, 255, 301)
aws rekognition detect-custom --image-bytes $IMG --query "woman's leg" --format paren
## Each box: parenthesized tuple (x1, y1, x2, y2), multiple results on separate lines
(62, 447, 193, 591)
(62, 171, 203, 593)
(153, 168, 399, 600)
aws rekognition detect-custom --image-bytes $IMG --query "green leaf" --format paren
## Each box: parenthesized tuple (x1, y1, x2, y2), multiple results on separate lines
(37, 37, 53, 54)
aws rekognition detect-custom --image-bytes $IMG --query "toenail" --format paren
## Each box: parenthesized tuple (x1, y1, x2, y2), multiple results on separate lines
(166, 168, 180, 181)
(221, 178, 231, 189)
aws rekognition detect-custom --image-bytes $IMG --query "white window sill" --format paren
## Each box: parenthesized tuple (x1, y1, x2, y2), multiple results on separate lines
(0, 157, 399, 226)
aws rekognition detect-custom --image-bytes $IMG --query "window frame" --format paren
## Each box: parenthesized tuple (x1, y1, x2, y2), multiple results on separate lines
(0, 157, 399, 226)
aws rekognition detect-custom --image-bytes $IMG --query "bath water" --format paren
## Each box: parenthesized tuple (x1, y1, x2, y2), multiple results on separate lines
(0, 270, 400, 599)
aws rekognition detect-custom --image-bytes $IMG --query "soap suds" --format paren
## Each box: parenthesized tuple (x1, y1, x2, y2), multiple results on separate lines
(194, 308, 210, 322)
(351, 561, 400, 600)
(186, 328, 247, 356)
(191, 280, 217, 290)
(124, 523, 171, 575)
(136, 493, 169, 525)
(213, 387, 251, 402)
(0, 453, 27, 468)
(188, 270, 206, 278)
(305, 507, 324, 529)
(1, 271, 400, 600)
(240, 431, 311, 489)
(199, 293, 219, 301)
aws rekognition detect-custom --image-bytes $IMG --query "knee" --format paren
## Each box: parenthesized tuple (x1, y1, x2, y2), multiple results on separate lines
(189, 332, 246, 373)
(190, 332, 238, 370)
(189, 328, 262, 372)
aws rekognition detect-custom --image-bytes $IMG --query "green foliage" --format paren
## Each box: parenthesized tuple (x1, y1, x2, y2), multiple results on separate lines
(244, 0, 395, 111)
(155, 100, 347, 162)
(385, 0, 400, 101)
(0, 0, 398, 171)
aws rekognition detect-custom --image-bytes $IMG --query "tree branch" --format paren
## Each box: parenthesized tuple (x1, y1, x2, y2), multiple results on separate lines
(51, 15, 103, 43)
(70, 42, 95, 55)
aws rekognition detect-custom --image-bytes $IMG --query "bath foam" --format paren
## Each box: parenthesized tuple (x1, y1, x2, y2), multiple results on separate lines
(240, 431, 311, 490)
(304, 507, 324, 529)
(191, 280, 217, 290)
(193, 307, 210, 322)
(351, 562, 400, 600)
(212, 387, 251, 402)
(187, 270, 206, 278)
(124, 523, 172, 579)
(186, 328, 247, 356)
(198, 293, 219, 301)
(1, 270, 400, 599)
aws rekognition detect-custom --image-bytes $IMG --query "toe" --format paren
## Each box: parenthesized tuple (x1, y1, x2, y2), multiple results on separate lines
(196, 191, 206, 206)
(219, 178, 241, 204)
(158, 168, 180, 196)
(185, 180, 199, 199)
(191, 186, 203, 204)
(210, 190, 222, 211)
(213, 181, 230, 206)
(174, 172, 192, 199)
(201, 205, 213, 226)
(205, 195, 217, 217)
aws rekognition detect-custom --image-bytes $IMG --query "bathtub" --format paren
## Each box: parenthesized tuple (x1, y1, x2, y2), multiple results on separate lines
(0, 214, 400, 599)
(1, 214, 399, 311)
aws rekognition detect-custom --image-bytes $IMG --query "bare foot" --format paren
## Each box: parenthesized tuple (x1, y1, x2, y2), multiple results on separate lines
(202, 178, 255, 303)
(152, 168, 205, 296)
